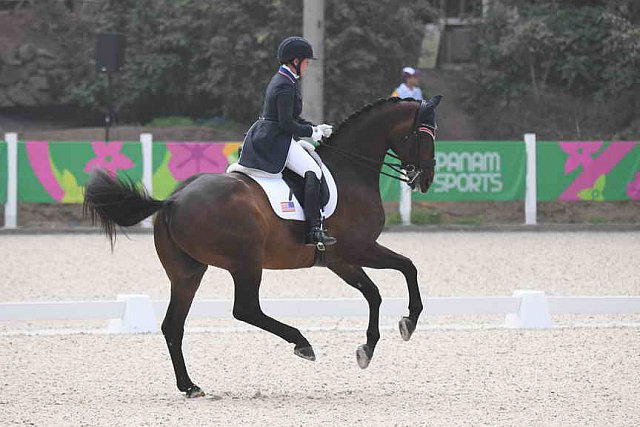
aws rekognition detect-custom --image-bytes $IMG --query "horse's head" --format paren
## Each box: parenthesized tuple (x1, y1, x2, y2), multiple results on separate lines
(388, 95, 442, 193)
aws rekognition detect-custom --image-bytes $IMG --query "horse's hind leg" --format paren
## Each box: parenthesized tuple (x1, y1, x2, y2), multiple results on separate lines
(231, 266, 316, 361)
(155, 216, 207, 398)
(162, 269, 206, 397)
(328, 263, 381, 369)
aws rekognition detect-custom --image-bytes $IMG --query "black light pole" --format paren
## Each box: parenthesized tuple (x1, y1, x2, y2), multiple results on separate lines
(105, 70, 112, 142)
(96, 33, 125, 142)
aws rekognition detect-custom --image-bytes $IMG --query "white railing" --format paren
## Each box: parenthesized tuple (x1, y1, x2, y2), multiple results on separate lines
(1, 290, 639, 334)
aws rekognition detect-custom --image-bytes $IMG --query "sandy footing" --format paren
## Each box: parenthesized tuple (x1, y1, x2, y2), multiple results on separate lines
(1, 232, 639, 425)
(1, 231, 638, 301)
(1, 328, 638, 426)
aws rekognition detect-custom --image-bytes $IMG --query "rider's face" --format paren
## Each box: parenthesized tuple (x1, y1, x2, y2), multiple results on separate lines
(298, 58, 310, 76)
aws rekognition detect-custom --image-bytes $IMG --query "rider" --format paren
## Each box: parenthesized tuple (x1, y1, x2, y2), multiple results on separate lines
(238, 36, 336, 247)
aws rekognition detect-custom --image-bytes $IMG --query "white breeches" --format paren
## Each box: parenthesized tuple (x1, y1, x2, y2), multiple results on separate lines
(285, 139, 322, 179)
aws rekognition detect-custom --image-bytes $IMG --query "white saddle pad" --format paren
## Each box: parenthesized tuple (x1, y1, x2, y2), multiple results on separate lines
(226, 163, 338, 221)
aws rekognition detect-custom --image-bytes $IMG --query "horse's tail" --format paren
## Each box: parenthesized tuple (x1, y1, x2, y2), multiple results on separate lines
(83, 169, 166, 247)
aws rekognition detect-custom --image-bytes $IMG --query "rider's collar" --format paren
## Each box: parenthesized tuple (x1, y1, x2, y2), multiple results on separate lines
(279, 65, 299, 82)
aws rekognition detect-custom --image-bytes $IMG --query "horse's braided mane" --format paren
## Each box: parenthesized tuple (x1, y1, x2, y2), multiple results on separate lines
(327, 97, 419, 143)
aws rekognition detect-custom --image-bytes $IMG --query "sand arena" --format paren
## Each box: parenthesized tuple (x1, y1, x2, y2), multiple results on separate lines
(1, 231, 639, 426)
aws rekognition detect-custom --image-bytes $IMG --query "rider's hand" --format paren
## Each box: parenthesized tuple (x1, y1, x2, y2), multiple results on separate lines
(317, 124, 333, 138)
(311, 126, 323, 142)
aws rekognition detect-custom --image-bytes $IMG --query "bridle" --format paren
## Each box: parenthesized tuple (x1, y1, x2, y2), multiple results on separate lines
(319, 100, 436, 189)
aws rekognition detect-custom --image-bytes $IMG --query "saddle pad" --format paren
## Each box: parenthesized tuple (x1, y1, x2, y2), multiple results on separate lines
(226, 163, 338, 221)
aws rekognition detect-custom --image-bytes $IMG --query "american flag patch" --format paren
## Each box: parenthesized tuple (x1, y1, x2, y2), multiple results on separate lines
(280, 201, 296, 212)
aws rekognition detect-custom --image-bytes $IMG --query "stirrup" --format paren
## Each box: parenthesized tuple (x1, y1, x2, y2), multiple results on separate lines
(305, 228, 337, 251)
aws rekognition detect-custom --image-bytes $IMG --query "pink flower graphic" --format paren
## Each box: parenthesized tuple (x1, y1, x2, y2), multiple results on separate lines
(84, 141, 134, 174)
(627, 172, 640, 200)
(559, 141, 602, 174)
(166, 143, 228, 180)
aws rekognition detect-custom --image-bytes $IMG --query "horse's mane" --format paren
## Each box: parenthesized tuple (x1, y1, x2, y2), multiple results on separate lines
(327, 97, 419, 143)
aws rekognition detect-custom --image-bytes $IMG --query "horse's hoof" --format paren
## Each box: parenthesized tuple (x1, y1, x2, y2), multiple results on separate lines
(294, 344, 316, 361)
(185, 385, 205, 398)
(399, 316, 416, 341)
(356, 344, 373, 369)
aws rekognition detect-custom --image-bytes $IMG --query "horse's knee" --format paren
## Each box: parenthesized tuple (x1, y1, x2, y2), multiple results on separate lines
(161, 318, 183, 338)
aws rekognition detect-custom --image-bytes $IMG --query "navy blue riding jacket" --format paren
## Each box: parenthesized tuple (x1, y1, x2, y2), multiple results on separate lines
(238, 66, 314, 173)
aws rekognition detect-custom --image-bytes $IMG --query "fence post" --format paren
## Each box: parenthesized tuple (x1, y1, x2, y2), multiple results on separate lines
(140, 133, 153, 229)
(399, 181, 412, 225)
(4, 133, 18, 229)
(524, 133, 537, 225)
(504, 290, 553, 329)
(108, 294, 158, 333)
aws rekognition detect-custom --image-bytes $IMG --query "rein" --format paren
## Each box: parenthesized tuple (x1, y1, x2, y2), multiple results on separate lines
(319, 100, 436, 185)
(319, 141, 417, 183)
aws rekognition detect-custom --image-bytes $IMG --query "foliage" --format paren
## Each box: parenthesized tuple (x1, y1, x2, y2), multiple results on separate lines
(463, 0, 640, 139)
(324, 0, 435, 122)
(30, 0, 435, 126)
(147, 116, 196, 128)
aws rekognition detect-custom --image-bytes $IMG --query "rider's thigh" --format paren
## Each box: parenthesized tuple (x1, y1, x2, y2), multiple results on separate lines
(285, 140, 322, 179)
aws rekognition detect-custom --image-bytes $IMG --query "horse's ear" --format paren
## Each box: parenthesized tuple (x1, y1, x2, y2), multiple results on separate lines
(427, 95, 443, 108)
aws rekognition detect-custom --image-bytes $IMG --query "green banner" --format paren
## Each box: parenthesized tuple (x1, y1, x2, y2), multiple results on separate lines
(537, 141, 640, 201)
(15, 141, 242, 203)
(7, 140, 638, 205)
(17, 141, 142, 203)
(0, 141, 6, 204)
(411, 141, 526, 201)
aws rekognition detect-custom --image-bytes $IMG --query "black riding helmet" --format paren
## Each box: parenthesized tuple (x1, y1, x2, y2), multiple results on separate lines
(277, 36, 316, 75)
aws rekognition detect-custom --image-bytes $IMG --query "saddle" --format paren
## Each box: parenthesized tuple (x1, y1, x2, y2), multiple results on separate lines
(226, 162, 338, 221)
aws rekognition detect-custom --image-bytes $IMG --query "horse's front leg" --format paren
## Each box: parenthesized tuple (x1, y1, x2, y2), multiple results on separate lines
(351, 243, 423, 341)
(328, 262, 381, 369)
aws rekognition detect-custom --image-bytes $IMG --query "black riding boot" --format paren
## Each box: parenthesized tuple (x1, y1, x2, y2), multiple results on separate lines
(303, 171, 337, 249)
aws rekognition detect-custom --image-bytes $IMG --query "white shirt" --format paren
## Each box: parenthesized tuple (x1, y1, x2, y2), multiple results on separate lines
(393, 83, 423, 100)
(281, 64, 300, 80)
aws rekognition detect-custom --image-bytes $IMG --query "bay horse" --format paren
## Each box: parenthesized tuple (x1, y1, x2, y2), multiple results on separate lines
(84, 95, 442, 398)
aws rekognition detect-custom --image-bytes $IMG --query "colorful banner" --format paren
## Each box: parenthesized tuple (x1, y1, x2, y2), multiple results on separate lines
(412, 141, 526, 201)
(0, 141, 6, 204)
(152, 142, 241, 199)
(537, 141, 640, 201)
(4, 140, 638, 205)
(14, 141, 241, 203)
(18, 141, 142, 203)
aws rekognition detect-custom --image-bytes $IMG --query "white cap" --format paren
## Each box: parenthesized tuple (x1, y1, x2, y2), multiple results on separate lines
(402, 67, 418, 76)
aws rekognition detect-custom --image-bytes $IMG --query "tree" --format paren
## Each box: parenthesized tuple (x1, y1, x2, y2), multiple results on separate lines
(31, 0, 435, 125)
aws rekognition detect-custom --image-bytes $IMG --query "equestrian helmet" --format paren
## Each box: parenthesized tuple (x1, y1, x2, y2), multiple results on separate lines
(277, 36, 316, 63)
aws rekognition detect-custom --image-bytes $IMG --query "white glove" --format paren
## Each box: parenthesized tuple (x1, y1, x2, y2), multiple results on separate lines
(317, 123, 333, 138)
(310, 126, 323, 142)
(298, 139, 316, 152)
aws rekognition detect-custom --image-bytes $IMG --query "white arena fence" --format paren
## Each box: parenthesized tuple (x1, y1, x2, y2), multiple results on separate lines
(1, 290, 639, 333)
